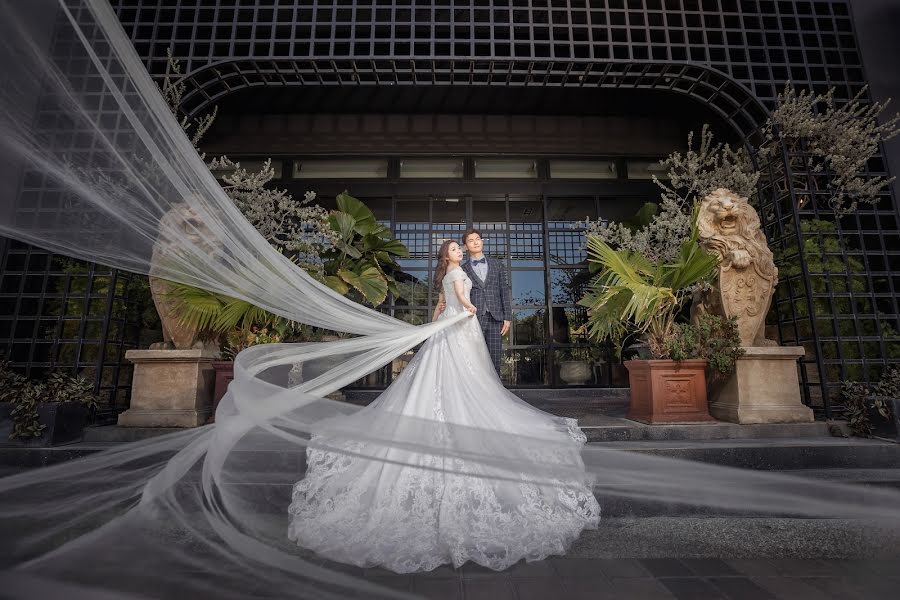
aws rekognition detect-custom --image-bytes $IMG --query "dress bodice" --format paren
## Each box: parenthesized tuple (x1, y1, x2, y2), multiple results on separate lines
(441, 268, 472, 312)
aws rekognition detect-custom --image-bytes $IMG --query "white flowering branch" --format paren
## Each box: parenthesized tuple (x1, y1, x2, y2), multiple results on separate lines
(766, 84, 900, 214)
(209, 157, 336, 280)
(162, 50, 217, 154)
(582, 125, 756, 262)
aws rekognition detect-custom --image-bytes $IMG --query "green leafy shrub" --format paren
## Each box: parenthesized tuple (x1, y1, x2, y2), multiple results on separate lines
(223, 326, 285, 360)
(664, 314, 745, 378)
(0, 362, 99, 440)
(841, 365, 898, 437)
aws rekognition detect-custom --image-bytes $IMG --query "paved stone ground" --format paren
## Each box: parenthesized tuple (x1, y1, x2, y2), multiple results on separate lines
(349, 556, 900, 600)
(302, 517, 900, 599)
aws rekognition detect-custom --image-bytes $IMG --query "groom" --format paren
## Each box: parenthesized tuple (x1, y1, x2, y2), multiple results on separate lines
(460, 228, 511, 375)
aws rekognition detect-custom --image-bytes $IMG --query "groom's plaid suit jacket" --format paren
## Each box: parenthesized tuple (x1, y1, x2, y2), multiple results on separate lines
(462, 257, 511, 374)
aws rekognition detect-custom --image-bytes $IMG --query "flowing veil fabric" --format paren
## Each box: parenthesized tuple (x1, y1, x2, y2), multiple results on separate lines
(0, 1, 899, 598)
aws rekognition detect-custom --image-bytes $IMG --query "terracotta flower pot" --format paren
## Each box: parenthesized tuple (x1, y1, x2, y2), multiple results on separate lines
(624, 359, 715, 424)
(208, 360, 234, 423)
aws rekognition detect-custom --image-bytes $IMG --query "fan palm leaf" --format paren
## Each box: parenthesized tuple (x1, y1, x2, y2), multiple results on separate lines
(580, 201, 719, 357)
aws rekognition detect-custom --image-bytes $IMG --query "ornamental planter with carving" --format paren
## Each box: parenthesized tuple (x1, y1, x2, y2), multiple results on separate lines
(624, 359, 714, 424)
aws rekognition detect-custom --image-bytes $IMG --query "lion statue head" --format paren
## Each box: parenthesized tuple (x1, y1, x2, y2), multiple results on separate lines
(696, 188, 776, 279)
(151, 202, 217, 269)
(697, 188, 762, 242)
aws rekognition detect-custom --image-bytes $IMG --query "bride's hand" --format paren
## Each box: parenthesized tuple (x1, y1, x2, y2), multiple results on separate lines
(466, 305, 477, 315)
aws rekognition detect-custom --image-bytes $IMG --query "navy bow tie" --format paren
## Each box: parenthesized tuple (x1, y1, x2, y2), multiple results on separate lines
(471, 258, 487, 265)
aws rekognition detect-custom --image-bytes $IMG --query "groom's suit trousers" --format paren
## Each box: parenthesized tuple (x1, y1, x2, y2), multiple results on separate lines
(462, 257, 511, 376)
(478, 316, 504, 375)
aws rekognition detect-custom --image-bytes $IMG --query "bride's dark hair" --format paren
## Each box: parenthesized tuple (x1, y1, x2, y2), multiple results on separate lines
(433, 239, 457, 289)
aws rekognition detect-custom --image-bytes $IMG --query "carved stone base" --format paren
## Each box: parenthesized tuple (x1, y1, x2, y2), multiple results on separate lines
(118, 349, 218, 427)
(709, 346, 813, 424)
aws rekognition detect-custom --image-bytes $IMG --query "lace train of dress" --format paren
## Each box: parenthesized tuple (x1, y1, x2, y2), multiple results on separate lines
(287, 268, 600, 573)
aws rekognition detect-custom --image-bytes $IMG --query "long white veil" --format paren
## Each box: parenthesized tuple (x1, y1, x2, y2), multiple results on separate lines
(1, 1, 899, 598)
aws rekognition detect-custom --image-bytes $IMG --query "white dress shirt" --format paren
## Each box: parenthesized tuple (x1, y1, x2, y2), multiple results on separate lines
(470, 256, 488, 281)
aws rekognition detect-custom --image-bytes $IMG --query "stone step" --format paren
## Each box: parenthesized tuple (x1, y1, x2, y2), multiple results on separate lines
(594, 437, 900, 470)
(82, 425, 183, 443)
(341, 387, 630, 407)
(4, 440, 899, 519)
(595, 467, 900, 518)
(75, 419, 836, 449)
(4, 434, 897, 473)
(582, 422, 830, 442)
(178, 466, 900, 519)
(0, 443, 119, 468)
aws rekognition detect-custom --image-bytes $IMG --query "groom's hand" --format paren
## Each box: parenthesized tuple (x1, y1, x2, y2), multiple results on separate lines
(501, 320, 510, 336)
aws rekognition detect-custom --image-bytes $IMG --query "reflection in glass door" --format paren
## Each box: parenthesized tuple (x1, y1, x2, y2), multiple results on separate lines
(485, 197, 548, 386)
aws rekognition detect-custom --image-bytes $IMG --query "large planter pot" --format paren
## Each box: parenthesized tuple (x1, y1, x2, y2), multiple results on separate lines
(624, 359, 715, 424)
(559, 360, 592, 385)
(868, 396, 899, 439)
(209, 360, 234, 423)
(0, 401, 87, 447)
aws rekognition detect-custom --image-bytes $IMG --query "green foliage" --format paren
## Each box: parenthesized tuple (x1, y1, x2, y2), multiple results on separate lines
(223, 326, 285, 360)
(664, 314, 745, 377)
(0, 361, 99, 440)
(579, 203, 720, 358)
(163, 281, 313, 345)
(841, 365, 898, 438)
(557, 346, 595, 362)
(321, 192, 409, 306)
(772, 219, 900, 380)
(45, 258, 161, 359)
(162, 192, 409, 348)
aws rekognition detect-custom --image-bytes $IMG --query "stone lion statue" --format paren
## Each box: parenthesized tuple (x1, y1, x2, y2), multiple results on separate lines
(148, 203, 219, 351)
(691, 188, 778, 347)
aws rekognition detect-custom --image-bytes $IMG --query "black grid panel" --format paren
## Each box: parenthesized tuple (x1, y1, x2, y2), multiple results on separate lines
(0, 241, 154, 422)
(0, 2, 162, 421)
(756, 133, 899, 416)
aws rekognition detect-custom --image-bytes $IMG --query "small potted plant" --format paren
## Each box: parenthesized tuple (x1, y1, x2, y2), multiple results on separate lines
(0, 362, 99, 446)
(208, 324, 287, 422)
(842, 366, 899, 438)
(557, 347, 594, 386)
(579, 204, 731, 423)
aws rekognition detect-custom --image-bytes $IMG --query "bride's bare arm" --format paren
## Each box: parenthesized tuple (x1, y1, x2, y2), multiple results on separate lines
(432, 292, 445, 322)
(454, 280, 476, 314)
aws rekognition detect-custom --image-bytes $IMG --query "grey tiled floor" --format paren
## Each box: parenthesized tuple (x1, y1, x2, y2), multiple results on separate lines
(336, 557, 900, 600)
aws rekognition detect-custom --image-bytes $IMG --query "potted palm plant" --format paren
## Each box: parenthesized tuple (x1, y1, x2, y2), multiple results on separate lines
(579, 204, 723, 423)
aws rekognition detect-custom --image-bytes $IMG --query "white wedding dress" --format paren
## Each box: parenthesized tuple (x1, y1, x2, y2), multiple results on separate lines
(287, 267, 600, 573)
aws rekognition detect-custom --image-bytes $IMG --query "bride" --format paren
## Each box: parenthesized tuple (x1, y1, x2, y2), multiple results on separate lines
(287, 240, 600, 573)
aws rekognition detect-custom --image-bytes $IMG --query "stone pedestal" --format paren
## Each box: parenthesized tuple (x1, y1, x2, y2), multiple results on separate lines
(709, 346, 813, 424)
(118, 349, 218, 427)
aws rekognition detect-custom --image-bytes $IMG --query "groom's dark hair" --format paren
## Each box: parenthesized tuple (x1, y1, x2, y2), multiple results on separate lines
(461, 228, 483, 244)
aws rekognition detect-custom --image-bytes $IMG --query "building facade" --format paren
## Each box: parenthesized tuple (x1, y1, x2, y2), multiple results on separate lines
(1, 0, 897, 420)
